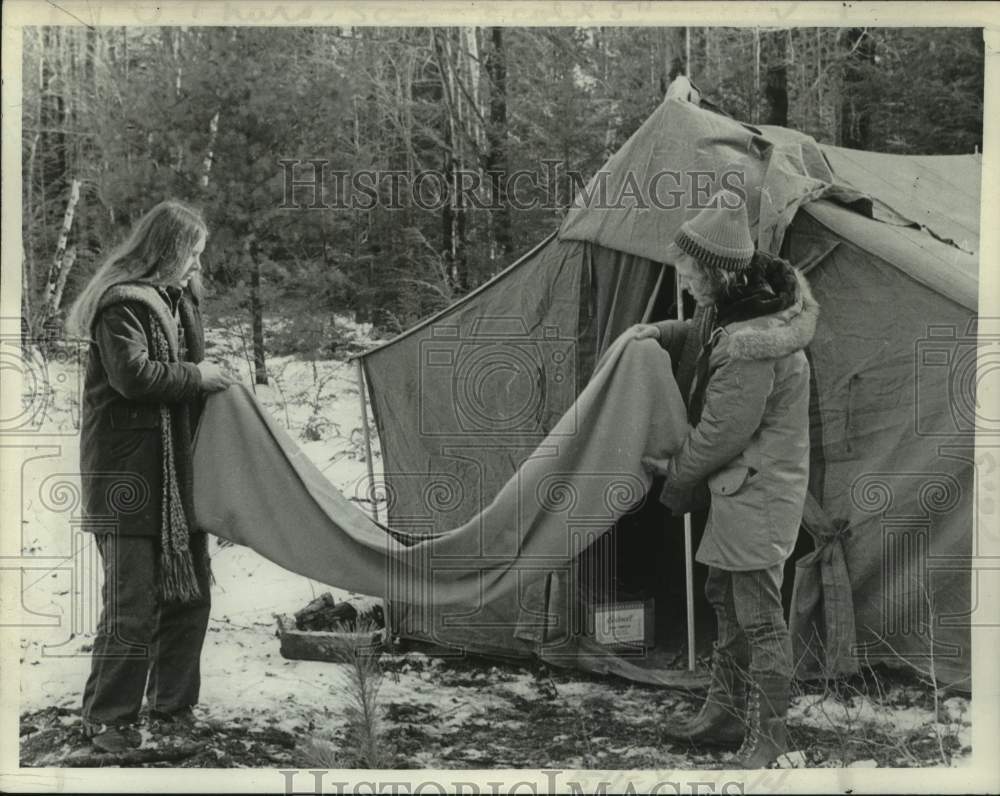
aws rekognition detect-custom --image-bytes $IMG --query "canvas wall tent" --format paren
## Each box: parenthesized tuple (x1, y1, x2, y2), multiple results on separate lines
(357, 96, 980, 688)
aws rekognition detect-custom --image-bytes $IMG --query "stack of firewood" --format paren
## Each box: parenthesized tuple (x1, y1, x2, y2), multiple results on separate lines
(293, 592, 385, 632)
(275, 592, 386, 663)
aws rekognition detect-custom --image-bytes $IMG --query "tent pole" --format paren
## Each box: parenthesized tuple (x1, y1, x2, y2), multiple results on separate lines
(641, 264, 666, 323)
(675, 266, 697, 672)
(355, 358, 379, 523)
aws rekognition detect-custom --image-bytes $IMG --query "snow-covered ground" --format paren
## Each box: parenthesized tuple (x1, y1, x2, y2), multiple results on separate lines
(12, 318, 972, 769)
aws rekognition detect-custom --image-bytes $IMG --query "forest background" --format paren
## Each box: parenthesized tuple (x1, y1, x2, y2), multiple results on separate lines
(21, 26, 985, 380)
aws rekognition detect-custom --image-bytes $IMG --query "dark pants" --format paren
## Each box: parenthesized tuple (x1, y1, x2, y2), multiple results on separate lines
(705, 564, 792, 680)
(82, 533, 212, 727)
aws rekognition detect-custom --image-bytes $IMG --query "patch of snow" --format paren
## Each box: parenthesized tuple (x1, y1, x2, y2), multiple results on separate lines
(791, 692, 960, 735)
(789, 690, 972, 765)
(622, 745, 659, 758)
(777, 750, 807, 768)
(495, 673, 544, 701)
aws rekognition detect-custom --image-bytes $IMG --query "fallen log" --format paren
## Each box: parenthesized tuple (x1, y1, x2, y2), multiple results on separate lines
(53, 742, 200, 768)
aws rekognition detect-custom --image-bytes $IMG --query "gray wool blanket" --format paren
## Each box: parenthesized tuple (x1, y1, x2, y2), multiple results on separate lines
(192, 331, 689, 608)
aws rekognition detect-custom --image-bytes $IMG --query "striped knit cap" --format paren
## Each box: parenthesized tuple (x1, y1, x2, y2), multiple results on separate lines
(674, 189, 754, 272)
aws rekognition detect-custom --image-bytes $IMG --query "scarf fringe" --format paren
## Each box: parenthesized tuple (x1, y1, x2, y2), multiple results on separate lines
(159, 541, 203, 603)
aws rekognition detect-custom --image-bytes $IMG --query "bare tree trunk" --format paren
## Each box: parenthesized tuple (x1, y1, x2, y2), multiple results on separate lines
(200, 111, 220, 188)
(815, 29, 824, 138)
(484, 27, 510, 262)
(48, 178, 80, 281)
(173, 28, 184, 171)
(454, 190, 467, 292)
(753, 27, 761, 124)
(50, 245, 77, 315)
(597, 30, 619, 159)
(438, 30, 469, 292)
(24, 132, 41, 327)
(441, 140, 455, 283)
(704, 28, 713, 87)
(122, 28, 132, 175)
(22, 247, 33, 339)
(462, 27, 483, 152)
(764, 30, 789, 126)
(685, 26, 691, 79)
(840, 28, 875, 148)
(36, 178, 81, 336)
(785, 29, 795, 126)
(246, 236, 268, 385)
(658, 27, 687, 96)
(41, 28, 68, 235)
(85, 27, 97, 91)
(350, 91, 371, 325)
(432, 29, 458, 289)
(399, 43, 415, 230)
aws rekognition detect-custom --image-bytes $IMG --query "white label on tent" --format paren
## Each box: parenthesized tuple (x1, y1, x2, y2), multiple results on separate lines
(594, 603, 645, 646)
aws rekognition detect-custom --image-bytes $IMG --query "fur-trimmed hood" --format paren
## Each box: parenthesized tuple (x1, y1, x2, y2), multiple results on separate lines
(719, 267, 819, 361)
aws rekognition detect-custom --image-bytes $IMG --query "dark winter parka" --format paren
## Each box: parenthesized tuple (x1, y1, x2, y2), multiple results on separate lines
(654, 257, 819, 571)
(80, 283, 205, 539)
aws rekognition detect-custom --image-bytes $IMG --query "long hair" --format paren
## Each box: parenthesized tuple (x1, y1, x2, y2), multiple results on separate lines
(701, 262, 752, 302)
(66, 200, 207, 339)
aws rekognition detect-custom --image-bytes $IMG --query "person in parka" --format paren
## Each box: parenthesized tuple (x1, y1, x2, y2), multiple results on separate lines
(635, 188, 819, 768)
(66, 200, 236, 753)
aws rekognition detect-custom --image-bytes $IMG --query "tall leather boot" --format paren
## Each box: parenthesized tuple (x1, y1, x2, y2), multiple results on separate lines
(734, 674, 790, 769)
(664, 648, 748, 748)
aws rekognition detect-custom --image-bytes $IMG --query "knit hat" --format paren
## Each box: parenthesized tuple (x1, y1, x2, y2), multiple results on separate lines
(674, 189, 755, 272)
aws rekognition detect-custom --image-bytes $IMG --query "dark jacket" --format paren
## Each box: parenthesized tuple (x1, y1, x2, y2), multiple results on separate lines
(80, 285, 205, 536)
(654, 264, 819, 570)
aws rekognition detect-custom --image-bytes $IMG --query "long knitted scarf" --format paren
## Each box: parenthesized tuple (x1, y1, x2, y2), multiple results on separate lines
(96, 283, 203, 603)
(676, 303, 716, 422)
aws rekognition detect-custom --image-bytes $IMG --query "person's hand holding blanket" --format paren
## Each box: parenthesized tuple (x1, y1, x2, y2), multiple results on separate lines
(630, 324, 661, 341)
(640, 455, 707, 515)
(641, 455, 670, 474)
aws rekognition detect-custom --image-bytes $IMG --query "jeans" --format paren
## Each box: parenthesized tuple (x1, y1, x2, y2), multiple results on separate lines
(81, 533, 212, 727)
(704, 564, 792, 680)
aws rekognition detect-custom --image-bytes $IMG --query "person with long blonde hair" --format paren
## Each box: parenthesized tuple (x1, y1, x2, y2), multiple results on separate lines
(67, 199, 235, 753)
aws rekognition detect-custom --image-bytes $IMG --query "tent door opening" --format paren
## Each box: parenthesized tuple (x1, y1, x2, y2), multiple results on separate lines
(573, 262, 717, 668)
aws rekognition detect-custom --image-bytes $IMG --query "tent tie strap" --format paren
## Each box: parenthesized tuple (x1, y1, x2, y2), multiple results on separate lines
(789, 491, 859, 680)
